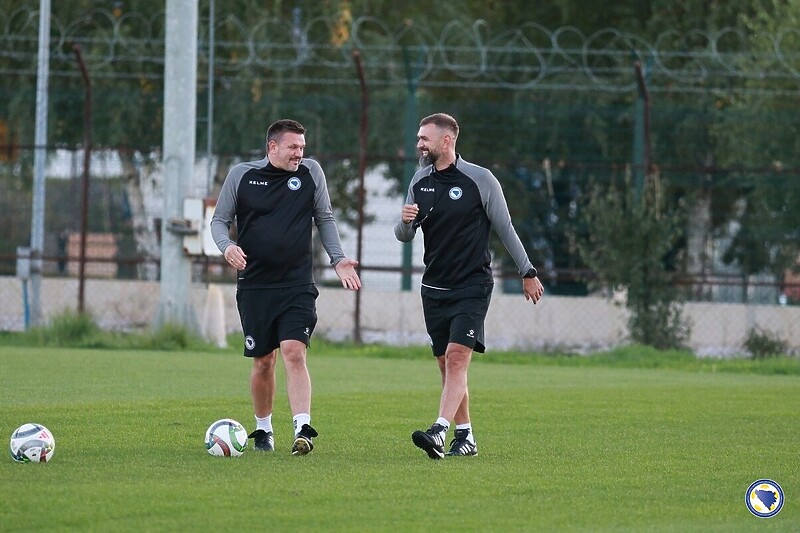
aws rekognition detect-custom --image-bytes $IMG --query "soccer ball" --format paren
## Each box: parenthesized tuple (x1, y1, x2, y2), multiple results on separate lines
(204, 419, 247, 457)
(9, 423, 55, 463)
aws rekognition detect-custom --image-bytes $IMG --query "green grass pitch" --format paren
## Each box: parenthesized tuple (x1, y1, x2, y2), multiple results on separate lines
(1, 345, 797, 531)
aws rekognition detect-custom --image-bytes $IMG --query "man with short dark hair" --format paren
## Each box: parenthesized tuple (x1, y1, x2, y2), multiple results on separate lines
(395, 112, 543, 459)
(212, 118, 360, 455)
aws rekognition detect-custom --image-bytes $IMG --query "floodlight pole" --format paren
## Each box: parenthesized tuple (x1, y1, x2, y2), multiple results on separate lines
(158, 0, 198, 330)
(29, 0, 50, 327)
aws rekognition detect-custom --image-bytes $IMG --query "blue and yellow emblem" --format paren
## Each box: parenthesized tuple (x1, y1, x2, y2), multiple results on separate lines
(745, 479, 783, 518)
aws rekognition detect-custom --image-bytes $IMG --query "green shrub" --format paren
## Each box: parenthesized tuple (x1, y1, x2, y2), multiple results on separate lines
(743, 327, 789, 359)
(578, 174, 690, 350)
(28, 310, 104, 346)
(146, 322, 193, 350)
(20, 312, 217, 351)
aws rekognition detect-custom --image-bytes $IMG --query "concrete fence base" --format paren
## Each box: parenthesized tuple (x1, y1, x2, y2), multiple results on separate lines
(1, 277, 797, 356)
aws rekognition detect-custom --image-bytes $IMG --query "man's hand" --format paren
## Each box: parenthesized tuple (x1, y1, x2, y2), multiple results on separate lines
(335, 258, 362, 290)
(401, 203, 420, 224)
(224, 244, 247, 270)
(523, 276, 544, 304)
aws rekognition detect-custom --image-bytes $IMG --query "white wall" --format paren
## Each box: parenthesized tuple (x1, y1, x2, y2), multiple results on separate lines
(1, 277, 798, 356)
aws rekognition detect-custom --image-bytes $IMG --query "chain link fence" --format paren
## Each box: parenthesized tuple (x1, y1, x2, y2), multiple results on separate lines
(1, 143, 798, 355)
(1, 8, 799, 354)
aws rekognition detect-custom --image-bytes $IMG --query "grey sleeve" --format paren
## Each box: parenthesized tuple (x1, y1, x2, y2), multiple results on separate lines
(210, 163, 247, 254)
(475, 168, 535, 275)
(308, 159, 347, 266)
(394, 171, 424, 242)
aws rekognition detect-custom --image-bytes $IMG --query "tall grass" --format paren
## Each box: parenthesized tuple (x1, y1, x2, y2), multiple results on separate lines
(1, 310, 221, 351)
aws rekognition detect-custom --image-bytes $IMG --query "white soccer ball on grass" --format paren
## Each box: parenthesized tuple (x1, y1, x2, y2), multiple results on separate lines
(9, 423, 55, 463)
(205, 418, 247, 457)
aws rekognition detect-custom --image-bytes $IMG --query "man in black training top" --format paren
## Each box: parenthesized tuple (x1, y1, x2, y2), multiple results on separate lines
(211, 119, 361, 455)
(395, 113, 544, 459)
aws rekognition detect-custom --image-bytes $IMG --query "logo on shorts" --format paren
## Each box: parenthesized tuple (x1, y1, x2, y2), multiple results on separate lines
(304, 327, 310, 337)
(288, 177, 302, 190)
(449, 187, 463, 200)
(467, 329, 475, 338)
(245, 336, 255, 350)
(746, 479, 784, 518)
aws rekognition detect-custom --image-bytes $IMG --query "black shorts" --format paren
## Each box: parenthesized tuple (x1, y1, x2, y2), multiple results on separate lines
(236, 284, 319, 357)
(421, 284, 493, 357)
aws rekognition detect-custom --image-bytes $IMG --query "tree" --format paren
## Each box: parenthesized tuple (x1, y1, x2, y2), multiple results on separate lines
(578, 171, 689, 349)
(710, 0, 800, 289)
(639, 0, 786, 294)
(2, 0, 797, 293)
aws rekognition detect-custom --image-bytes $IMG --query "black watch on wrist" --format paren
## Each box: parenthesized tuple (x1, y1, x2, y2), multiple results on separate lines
(522, 267, 538, 279)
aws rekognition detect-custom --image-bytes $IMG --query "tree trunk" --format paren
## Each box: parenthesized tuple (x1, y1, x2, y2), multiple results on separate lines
(686, 188, 711, 298)
(685, 155, 714, 300)
(119, 148, 160, 281)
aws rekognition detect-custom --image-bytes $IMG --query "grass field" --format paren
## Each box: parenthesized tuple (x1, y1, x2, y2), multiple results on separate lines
(1, 343, 797, 532)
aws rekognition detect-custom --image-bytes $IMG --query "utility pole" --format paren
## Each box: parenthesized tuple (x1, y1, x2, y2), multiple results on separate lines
(158, 0, 198, 329)
(29, 0, 50, 326)
(206, 0, 215, 192)
(400, 45, 422, 291)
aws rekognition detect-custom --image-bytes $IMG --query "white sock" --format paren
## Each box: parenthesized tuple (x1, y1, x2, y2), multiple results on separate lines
(456, 423, 475, 444)
(435, 417, 450, 434)
(255, 414, 272, 433)
(293, 413, 311, 435)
